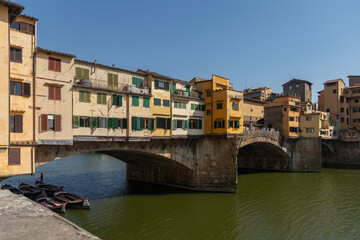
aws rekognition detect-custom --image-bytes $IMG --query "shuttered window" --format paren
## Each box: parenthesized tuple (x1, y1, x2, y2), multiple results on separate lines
(97, 93, 107, 105)
(10, 115, 22, 132)
(232, 102, 239, 111)
(122, 118, 128, 129)
(41, 114, 60, 132)
(48, 86, 61, 100)
(156, 118, 166, 129)
(23, 83, 31, 97)
(75, 67, 90, 79)
(154, 98, 161, 106)
(143, 97, 150, 108)
(73, 116, 80, 128)
(172, 83, 176, 94)
(163, 99, 170, 107)
(112, 94, 122, 106)
(132, 117, 139, 130)
(79, 91, 91, 103)
(48, 57, 61, 72)
(10, 81, 31, 97)
(132, 96, 139, 106)
(155, 80, 169, 90)
(10, 47, 22, 63)
(186, 86, 191, 96)
(8, 148, 20, 165)
(132, 77, 143, 88)
(41, 114, 48, 131)
(19, 22, 34, 34)
(54, 115, 61, 131)
(108, 73, 118, 90)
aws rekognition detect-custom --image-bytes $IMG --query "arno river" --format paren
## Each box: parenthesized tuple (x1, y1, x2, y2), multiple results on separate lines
(2, 153, 360, 240)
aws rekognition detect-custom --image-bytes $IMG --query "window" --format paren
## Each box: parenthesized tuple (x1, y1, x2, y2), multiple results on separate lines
(214, 120, 225, 128)
(10, 47, 22, 63)
(79, 116, 90, 127)
(228, 120, 234, 128)
(284, 107, 287, 111)
(97, 93, 107, 105)
(217, 103, 223, 109)
(172, 83, 176, 94)
(112, 94, 122, 107)
(186, 86, 191, 96)
(156, 117, 167, 129)
(340, 96, 344, 103)
(232, 103, 239, 111)
(143, 97, 150, 108)
(108, 73, 118, 90)
(289, 117, 295, 121)
(355, 99, 359, 103)
(155, 80, 169, 90)
(206, 91, 211, 97)
(295, 84, 299, 89)
(79, 91, 90, 103)
(10, 81, 22, 96)
(10, 22, 20, 30)
(107, 118, 119, 129)
(327, 82, 336, 87)
(174, 101, 186, 109)
(289, 85, 293, 91)
(347, 108, 349, 115)
(326, 109, 330, 113)
(320, 130, 327, 135)
(154, 98, 161, 106)
(189, 119, 202, 129)
(353, 108, 360, 113)
(345, 90, 349, 94)
(306, 116, 312, 121)
(48, 57, 61, 72)
(289, 127, 298, 133)
(191, 104, 203, 111)
(99, 117, 106, 128)
(206, 109, 211, 115)
(307, 84, 310, 90)
(40, 114, 61, 131)
(307, 105, 311, 111)
(8, 148, 20, 166)
(333, 89, 336, 94)
(306, 128, 314, 133)
(340, 108, 344, 113)
(347, 118, 349, 125)
(132, 77, 143, 88)
(353, 89, 360, 94)
(10, 114, 22, 133)
(353, 119, 360, 123)
(48, 86, 61, 100)
(163, 99, 170, 107)
(75, 67, 90, 79)
(290, 107, 297, 112)
(341, 117, 344, 123)
(18, 22, 34, 34)
(173, 119, 188, 130)
(131, 96, 139, 106)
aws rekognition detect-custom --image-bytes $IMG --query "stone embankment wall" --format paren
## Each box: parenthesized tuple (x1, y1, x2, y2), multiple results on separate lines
(322, 140, 360, 167)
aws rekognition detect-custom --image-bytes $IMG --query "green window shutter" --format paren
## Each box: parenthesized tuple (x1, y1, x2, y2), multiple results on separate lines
(102, 94, 107, 104)
(112, 94, 117, 105)
(155, 80, 159, 89)
(97, 93, 101, 104)
(139, 117, 144, 130)
(166, 118, 171, 130)
(118, 95, 122, 106)
(191, 104, 195, 110)
(165, 82, 170, 91)
(113, 74, 118, 90)
(73, 116, 79, 128)
(75, 67, 82, 78)
(173, 120, 177, 130)
(107, 118, 113, 129)
(79, 91, 85, 102)
(85, 92, 90, 103)
(91, 117, 96, 128)
(132, 117, 138, 130)
(122, 118, 128, 129)
(186, 86, 190, 96)
(199, 119, 202, 129)
(108, 73, 113, 89)
(172, 83, 176, 94)
(83, 69, 90, 79)
(202, 105, 205, 111)
(189, 119, 192, 129)
(113, 118, 119, 129)
(132, 96, 139, 106)
(228, 120, 231, 128)
(183, 120, 187, 130)
(150, 118, 154, 130)
(143, 97, 149, 108)
(214, 121, 217, 129)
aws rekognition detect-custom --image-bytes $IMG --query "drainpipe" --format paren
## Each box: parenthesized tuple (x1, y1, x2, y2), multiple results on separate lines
(126, 92, 130, 140)
(7, 19, 10, 150)
(32, 25, 37, 175)
(170, 80, 173, 137)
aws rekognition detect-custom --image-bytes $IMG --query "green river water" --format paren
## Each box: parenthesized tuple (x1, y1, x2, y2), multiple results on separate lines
(3, 153, 360, 240)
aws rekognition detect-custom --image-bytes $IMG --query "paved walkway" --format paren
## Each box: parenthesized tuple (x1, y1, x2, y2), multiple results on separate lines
(0, 189, 100, 240)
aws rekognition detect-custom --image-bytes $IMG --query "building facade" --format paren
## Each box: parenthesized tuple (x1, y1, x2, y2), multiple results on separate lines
(242, 97, 265, 128)
(243, 87, 272, 101)
(282, 79, 312, 103)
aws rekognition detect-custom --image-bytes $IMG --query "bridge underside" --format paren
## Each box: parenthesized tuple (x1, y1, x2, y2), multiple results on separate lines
(238, 142, 291, 171)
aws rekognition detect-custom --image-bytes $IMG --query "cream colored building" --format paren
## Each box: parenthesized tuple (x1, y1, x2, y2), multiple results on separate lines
(35, 47, 75, 145)
(300, 111, 334, 139)
(243, 98, 265, 128)
(172, 80, 204, 137)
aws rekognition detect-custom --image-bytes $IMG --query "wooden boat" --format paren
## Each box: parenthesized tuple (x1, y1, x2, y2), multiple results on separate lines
(18, 183, 42, 200)
(36, 197, 66, 213)
(34, 180, 63, 196)
(1, 184, 23, 195)
(54, 191, 90, 209)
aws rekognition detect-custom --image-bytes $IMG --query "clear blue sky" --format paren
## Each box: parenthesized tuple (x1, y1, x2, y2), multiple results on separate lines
(17, 0, 360, 100)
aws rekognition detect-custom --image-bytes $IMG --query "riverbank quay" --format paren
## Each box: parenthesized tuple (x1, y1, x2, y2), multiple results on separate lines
(0, 189, 99, 240)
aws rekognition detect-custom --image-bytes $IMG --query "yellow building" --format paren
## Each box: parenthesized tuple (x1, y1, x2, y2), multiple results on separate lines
(300, 111, 333, 139)
(243, 98, 265, 128)
(264, 96, 301, 138)
(35, 48, 75, 146)
(243, 87, 272, 101)
(191, 75, 243, 135)
(137, 70, 172, 138)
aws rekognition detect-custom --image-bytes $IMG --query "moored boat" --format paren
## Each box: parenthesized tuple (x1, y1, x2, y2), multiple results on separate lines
(18, 183, 42, 200)
(34, 180, 63, 197)
(36, 197, 66, 213)
(1, 184, 23, 195)
(54, 191, 90, 209)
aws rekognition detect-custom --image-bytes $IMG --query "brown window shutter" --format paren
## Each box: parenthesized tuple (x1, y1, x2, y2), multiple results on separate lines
(19, 22, 27, 33)
(8, 148, 20, 165)
(55, 115, 61, 131)
(48, 86, 54, 100)
(56, 59, 61, 72)
(28, 24, 34, 34)
(14, 115, 23, 133)
(41, 114, 48, 131)
(55, 87, 61, 100)
(23, 83, 31, 97)
(16, 49, 22, 63)
(49, 57, 55, 71)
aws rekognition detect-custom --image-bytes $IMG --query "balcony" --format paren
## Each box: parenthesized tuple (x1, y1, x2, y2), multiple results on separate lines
(173, 90, 202, 99)
(73, 78, 129, 92)
(129, 85, 150, 95)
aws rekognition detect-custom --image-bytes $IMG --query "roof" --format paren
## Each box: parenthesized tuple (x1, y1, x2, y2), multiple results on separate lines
(37, 47, 76, 58)
(282, 78, 313, 86)
(324, 79, 345, 85)
(75, 59, 146, 76)
(0, 0, 24, 23)
(347, 75, 360, 77)
(137, 69, 174, 81)
(344, 85, 360, 90)
(19, 14, 38, 21)
(243, 97, 266, 104)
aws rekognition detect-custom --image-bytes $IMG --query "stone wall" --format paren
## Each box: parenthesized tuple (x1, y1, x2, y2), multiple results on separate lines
(322, 139, 360, 167)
